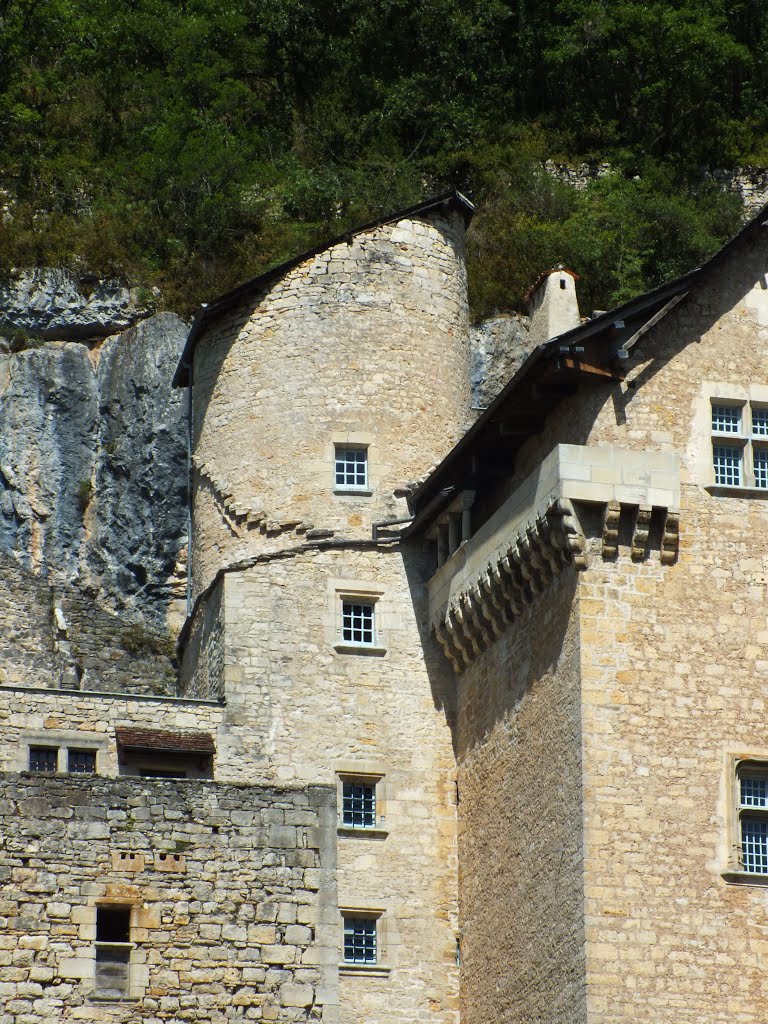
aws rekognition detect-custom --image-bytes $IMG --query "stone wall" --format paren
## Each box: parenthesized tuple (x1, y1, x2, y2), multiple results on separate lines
(188, 207, 472, 601)
(0, 552, 176, 695)
(473, 223, 768, 1021)
(455, 574, 587, 1024)
(0, 687, 223, 776)
(0, 773, 338, 1023)
(180, 543, 460, 1024)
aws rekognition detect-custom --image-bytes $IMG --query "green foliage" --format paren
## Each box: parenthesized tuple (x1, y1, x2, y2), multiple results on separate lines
(0, 0, 766, 316)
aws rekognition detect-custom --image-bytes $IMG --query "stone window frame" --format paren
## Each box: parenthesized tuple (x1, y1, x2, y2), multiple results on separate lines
(20, 730, 107, 775)
(330, 433, 376, 497)
(328, 578, 388, 657)
(723, 754, 768, 885)
(335, 759, 389, 839)
(339, 901, 392, 976)
(696, 383, 768, 496)
(61, 896, 148, 1003)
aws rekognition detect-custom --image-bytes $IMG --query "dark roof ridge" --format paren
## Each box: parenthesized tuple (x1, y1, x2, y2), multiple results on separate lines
(173, 190, 475, 387)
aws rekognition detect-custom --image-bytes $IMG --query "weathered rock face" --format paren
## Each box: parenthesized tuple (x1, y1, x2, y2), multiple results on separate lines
(0, 313, 188, 636)
(470, 313, 531, 409)
(0, 268, 150, 339)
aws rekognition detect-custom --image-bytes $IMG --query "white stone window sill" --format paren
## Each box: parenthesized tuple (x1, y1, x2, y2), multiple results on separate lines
(337, 826, 389, 840)
(339, 962, 391, 976)
(721, 869, 768, 885)
(706, 485, 768, 498)
(334, 487, 373, 497)
(333, 642, 387, 657)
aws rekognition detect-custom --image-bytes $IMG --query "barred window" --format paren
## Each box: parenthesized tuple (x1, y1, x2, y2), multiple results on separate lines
(736, 766, 768, 876)
(343, 917, 377, 964)
(342, 602, 374, 645)
(335, 447, 368, 489)
(713, 445, 742, 486)
(342, 781, 376, 829)
(68, 749, 96, 773)
(712, 404, 741, 433)
(29, 747, 58, 772)
(711, 399, 768, 489)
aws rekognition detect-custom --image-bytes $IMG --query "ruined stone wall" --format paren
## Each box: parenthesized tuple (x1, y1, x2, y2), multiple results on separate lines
(0, 552, 176, 695)
(182, 543, 460, 1024)
(0, 774, 338, 1023)
(188, 208, 472, 600)
(455, 573, 587, 1024)
(498, 227, 768, 1021)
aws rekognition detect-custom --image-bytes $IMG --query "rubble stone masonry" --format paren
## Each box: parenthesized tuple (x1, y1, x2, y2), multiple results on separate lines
(0, 774, 338, 1023)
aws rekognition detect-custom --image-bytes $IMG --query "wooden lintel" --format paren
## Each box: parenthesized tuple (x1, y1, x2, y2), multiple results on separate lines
(561, 357, 625, 381)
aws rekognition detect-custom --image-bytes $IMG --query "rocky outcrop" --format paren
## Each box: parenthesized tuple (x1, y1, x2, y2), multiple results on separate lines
(0, 313, 188, 634)
(470, 313, 531, 409)
(0, 268, 151, 340)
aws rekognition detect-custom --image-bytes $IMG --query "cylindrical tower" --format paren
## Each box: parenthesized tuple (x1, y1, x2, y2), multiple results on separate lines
(179, 195, 473, 599)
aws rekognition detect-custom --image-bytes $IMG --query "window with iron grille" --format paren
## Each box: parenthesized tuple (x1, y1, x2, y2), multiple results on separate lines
(342, 781, 376, 829)
(711, 400, 768, 489)
(343, 917, 377, 964)
(29, 747, 58, 772)
(736, 765, 768, 876)
(335, 447, 368, 490)
(342, 601, 374, 645)
(68, 749, 96, 773)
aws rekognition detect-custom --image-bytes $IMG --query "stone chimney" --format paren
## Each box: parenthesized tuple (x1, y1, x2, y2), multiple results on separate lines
(526, 265, 580, 345)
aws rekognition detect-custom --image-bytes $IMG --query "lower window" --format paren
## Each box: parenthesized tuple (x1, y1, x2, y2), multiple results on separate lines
(343, 916, 377, 965)
(738, 766, 768, 874)
(95, 906, 133, 999)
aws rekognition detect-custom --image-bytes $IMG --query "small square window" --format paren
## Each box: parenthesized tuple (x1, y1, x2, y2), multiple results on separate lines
(342, 601, 375, 645)
(343, 917, 377, 964)
(29, 747, 58, 772)
(335, 447, 368, 490)
(342, 781, 376, 829)
(68, 749, 96, 773)
(712, 404, 742, 433)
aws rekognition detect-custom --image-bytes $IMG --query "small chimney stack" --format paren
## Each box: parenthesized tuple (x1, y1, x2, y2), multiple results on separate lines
(526, 265, 580, 345)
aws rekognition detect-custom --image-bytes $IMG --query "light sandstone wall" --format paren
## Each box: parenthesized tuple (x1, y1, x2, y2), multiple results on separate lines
(0, 687, 224, 776)
(183, 545, 459, 1024)
(455, 573, 587, 1024)
(188, 208, 471, 601)
(0, 773, 338, 1023)
(501, 227, 768, 1021)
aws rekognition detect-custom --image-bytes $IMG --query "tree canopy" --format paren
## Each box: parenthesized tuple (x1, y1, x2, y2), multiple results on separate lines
(0, 0, 763, 318)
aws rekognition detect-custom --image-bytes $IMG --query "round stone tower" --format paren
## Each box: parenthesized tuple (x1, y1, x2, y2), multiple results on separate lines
(178, 194, 474, 599)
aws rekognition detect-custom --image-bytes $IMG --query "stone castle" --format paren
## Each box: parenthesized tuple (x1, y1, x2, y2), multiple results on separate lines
(3, 189, 768, 1023)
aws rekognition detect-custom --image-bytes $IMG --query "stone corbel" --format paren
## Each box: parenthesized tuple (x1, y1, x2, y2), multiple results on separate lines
(660, 509, 680, 565)
(631, 505, 653, 562)
(602, 500, 621, 560)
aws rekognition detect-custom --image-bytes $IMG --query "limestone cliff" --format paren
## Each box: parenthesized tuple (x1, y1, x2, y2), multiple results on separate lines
(0, 276, 188, 692)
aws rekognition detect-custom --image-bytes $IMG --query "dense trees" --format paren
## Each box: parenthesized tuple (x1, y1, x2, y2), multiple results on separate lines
(0, 0, 764, 317)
